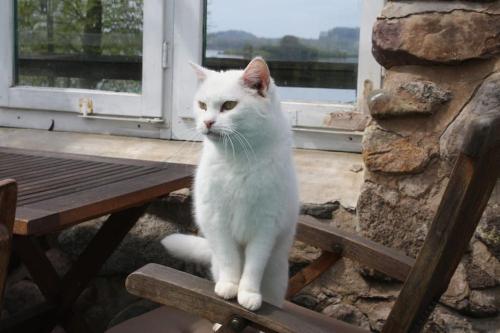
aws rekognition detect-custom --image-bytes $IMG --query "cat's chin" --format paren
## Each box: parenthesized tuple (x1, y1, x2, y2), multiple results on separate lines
(204, 131, 224, 141)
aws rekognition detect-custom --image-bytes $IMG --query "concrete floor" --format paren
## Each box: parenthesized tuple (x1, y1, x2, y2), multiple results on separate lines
(0, 127, 364, 208)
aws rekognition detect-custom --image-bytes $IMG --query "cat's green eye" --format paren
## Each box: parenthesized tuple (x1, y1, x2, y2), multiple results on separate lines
(221, 101, 238, 112)
(198, 101, 207, 110)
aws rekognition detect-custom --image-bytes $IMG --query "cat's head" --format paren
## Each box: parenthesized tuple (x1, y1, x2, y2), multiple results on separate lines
(190, 57, 277, 142)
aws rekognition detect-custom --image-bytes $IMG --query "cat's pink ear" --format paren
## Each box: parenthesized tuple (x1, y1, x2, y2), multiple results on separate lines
(242, 57, 270, 97)
(189, 62, 211, 82)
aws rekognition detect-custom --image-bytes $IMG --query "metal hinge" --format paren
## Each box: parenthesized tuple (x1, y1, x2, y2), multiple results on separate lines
(162, 41, 169, 69)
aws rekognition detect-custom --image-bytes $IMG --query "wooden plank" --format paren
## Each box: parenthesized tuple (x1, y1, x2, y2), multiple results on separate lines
(0, 147, 174, 169)
(12, 207, 59, 235)
(17, 164, 134, 196)
(0, 153, 34, 163)
(16, 161, 115, 184)
(297, 215, 414, 282)
(0, 157, 77, 176)
(285, 251, 342, 300)
(18, 163, 129, 193)
(382, 114, 500, 333)
(16, 168, 194, 235)
(126, 264, 367, 333)
(1, 160, 93, 182)
(0, 157, 44, 172)
(18, 166, 160, 205)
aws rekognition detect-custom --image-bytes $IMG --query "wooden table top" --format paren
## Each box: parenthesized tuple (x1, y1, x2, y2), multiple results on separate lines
(0, 147, 194, 236)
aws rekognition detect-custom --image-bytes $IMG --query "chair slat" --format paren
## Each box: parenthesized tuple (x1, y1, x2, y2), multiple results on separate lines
(286, 251, 342, 300)
(297, 215, 415, 281)
(126, 264, 367, 333)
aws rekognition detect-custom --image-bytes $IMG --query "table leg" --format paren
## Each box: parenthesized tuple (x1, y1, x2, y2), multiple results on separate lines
(13, 236, 61, 301)
(58, 204, 149, 332)
(4, 204, 148, 333)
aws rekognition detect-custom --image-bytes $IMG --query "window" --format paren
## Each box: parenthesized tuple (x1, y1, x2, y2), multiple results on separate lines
(204, 0, 359, 105)
(171, 0, 383, 151)
(0, 0, 168, 118)
(0, 0, 383, 151)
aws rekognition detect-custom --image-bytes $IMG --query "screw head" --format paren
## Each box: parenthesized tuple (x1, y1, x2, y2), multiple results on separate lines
(230, 317, 247, 332)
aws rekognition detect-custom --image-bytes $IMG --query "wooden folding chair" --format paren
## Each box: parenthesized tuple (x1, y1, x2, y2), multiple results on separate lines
(110, 112, 499, 333)
(0, 179, 17, 311)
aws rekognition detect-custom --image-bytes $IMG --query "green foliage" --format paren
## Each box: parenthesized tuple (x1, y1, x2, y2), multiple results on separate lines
(16, 0, 143, 92)
(17, 0, 143, 56)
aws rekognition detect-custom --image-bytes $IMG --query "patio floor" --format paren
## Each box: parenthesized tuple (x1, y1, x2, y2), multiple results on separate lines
(0, 127, 364, 209)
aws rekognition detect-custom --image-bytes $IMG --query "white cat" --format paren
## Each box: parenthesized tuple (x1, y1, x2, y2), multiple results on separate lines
(162, 57, 299, 311)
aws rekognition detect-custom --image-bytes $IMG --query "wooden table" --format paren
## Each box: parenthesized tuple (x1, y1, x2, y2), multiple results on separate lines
(0, 147, 194, 333)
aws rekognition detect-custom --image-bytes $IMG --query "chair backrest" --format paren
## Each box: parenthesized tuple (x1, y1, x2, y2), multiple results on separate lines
(0, 179, 17, 307)
(382, 113, 500, 333)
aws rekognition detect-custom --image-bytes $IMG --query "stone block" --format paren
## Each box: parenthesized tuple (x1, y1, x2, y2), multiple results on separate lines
(373, 11, 500, 68)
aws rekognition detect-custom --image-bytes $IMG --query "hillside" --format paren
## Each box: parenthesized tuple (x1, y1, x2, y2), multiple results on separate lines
(206, 27, 359, 61)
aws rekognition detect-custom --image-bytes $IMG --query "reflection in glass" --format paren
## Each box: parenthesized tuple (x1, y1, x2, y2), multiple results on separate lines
(16, 0, 143, 93)
(204, 0, 361, 103)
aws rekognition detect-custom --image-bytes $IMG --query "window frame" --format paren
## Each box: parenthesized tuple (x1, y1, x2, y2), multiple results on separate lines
(0, 0, 167, 118)
(170, 0, 384, 152)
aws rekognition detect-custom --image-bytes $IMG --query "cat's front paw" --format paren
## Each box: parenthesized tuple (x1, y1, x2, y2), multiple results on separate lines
(215, 281, 238, 299)
(237, 290, 262, 311)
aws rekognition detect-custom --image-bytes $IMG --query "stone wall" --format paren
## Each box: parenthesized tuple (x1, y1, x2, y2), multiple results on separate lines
(357, 0, 500, 331)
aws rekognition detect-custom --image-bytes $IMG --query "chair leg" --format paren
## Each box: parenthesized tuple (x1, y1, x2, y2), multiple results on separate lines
(382, 150, 500, 333)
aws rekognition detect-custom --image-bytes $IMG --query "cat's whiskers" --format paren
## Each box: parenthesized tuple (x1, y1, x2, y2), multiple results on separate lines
(229, 129, 257, 163)
(218, 127, 256, 165)
(216, 126, 242, 161)
(227, 130, 252, 165)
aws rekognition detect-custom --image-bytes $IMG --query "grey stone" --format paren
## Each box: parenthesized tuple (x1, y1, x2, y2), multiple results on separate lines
(350, 164, 364, 173)
(355, 299, 394, 332)
(476, 202, 500, 260)
(441, 73, 500, 162)
(469, 289, 499, 318)
(441, 264, 470, 312)
(4, 280, 44, 315)
(74, 276, 140, 333)
(368, 82, 451, 119)
(468, 239, 500, 288)
(147, 189, 197, 233)
(382, 2, 500, 19)
(357, 182, 429, 257)
(322, 303, 371, 330)
(45, 248, 72, 277)
(300, 201, 340, 219)
(373, 11, 500, 68)
(58, 213, 207, 276)
(291, 293, 319, 310)
(426, 304, 500, 333)
(363, 124, 437, 175)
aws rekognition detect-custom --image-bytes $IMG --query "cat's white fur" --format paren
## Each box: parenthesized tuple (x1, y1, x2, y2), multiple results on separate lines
(162, 57, 299, 311)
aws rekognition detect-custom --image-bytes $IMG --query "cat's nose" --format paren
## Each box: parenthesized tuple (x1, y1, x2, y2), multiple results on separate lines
(204, 120, 215, 129)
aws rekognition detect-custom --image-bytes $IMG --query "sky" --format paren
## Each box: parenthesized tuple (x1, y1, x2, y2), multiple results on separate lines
(207, 0, 362, 39)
